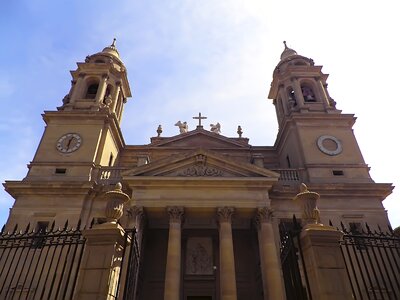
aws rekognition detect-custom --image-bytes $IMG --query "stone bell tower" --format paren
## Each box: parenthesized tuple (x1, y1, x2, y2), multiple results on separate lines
(25, 39, 132, 181)
(268, 42, 372, 184)
(4, 40, 132, 227)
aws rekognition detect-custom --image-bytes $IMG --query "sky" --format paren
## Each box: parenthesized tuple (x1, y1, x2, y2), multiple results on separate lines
(0, 0, 399, 228)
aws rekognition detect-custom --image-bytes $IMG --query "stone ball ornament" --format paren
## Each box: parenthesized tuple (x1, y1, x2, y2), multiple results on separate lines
(104, 182, 131, 223)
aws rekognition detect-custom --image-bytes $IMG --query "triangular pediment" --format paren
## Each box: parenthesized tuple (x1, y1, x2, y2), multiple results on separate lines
(122, 149, 279, 179)
(150, 128, 250, 149)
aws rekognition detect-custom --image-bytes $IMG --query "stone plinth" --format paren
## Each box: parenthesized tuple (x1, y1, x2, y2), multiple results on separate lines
(74, 223, 128, 300)
(300, 225, 353, 300)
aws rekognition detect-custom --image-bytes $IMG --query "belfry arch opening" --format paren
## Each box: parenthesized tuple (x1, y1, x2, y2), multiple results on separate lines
(85, 82, 99, 99)
(301, 83, 316, 102)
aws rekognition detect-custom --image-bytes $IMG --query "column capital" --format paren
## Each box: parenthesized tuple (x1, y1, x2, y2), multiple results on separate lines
(167, 206, 184, 223)
(127, 205, 145, 226)
(254, 207, 273, 229)
(217, 206, 235, 223)
(128, 205, 144, 219)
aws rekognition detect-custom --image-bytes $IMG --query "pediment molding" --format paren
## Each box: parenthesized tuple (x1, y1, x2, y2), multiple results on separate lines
(122, 149, 279, 179)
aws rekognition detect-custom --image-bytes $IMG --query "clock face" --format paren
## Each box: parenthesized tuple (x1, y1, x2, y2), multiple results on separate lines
(56, 133, 82, 153)
(317, 135, 342, 156)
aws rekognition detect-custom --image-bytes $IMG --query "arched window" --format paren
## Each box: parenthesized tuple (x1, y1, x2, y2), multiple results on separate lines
(85, 83, 99, 99)
(301, 84, 316, 102)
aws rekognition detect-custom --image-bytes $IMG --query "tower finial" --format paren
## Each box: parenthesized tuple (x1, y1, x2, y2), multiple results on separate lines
(111, 38, 116, 47)
(280, 41, 297, 60)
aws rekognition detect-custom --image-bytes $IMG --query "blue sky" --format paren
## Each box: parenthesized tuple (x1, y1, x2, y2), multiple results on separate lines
(1, 0, 399, 227)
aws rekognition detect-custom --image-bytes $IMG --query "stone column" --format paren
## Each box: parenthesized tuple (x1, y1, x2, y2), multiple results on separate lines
(69, 73, 86, 104)
(164, 206, 184, 300)
(110, 82, 121, 113)
(130, 206, 145, 252)
(217, 207, 237, 300)
(291, 78, 305, 108)
(315, 77, 330, 109)
(95, 74, 109, 104)
(255, 207, 285, 300)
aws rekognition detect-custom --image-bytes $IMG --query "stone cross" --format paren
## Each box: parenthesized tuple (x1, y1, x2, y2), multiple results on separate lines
(193, 112, 207, 127)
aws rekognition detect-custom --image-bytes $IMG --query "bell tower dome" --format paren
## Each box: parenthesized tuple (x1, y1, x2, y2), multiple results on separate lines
(60, 39, 131, 122)
(269, 42, 372, 184)
(269, 42, 337, 128)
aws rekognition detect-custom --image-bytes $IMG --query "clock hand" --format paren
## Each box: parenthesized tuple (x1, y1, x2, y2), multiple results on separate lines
(66, 137, 73, 150)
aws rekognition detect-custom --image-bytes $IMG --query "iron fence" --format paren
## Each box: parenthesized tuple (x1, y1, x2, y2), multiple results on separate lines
(339, 222, 400, 300)
(116, 228, 141, 300)
(0, 221, 86, 300)
(279, 216, 311, 300)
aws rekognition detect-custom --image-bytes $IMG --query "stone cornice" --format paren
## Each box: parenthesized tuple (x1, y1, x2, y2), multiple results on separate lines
(270, 182, 393, 201)
(3, 180, 96, 197)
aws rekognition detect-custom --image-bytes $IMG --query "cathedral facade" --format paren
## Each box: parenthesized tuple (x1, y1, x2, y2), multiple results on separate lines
(2, 41, 394, 299)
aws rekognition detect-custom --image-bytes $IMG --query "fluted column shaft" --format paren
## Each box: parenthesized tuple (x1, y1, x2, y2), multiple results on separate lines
(110, 82, 121, 113)
(96, 74, 109, 104)
(217, 207, 237, 300)
(129, 206, 145, 252)
(164, 206, 184, 300)
(255, 207, 285, 300)
(292, 77, 305, 108)
(70, 73, 86, 104)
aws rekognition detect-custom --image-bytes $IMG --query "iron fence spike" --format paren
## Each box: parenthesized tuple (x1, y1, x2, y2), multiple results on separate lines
(50, 220, 56, 231)
(340, 221, 345, 231)
(388, 224, 393, 234)
(365, 222, 371, 234)
(64, 219, 69, 231)
(26, 222, 31, 233)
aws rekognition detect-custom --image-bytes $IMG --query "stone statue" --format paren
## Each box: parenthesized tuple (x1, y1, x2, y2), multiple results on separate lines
(210, 123, 221, 134)
(62, 94, 70, 105)
(237, 125, 243, 138)
(157, 125, 162, 137)
(175, 121, 188, 134)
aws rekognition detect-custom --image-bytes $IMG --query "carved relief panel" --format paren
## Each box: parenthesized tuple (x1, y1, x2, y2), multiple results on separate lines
(185, 237, 214, 275)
